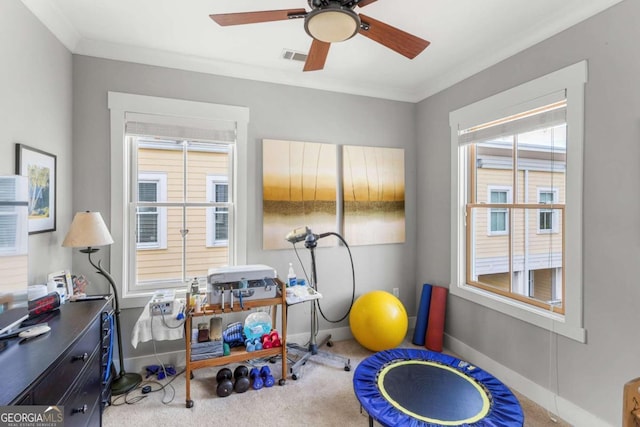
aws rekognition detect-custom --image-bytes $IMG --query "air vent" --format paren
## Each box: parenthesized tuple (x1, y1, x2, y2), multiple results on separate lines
(282, 49, 308, 62)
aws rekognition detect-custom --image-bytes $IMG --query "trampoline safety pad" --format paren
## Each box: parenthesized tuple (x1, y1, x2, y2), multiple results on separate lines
(353, 348, 524, 427)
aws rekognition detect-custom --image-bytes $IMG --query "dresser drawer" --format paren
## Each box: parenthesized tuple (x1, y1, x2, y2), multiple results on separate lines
(60, 350, 102, 427)
(32, 317, 101, 404)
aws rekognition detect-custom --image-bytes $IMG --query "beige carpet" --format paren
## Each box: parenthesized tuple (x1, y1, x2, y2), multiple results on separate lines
(103, 339, 570, 426)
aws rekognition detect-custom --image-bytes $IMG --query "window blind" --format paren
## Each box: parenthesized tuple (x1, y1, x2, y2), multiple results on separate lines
(125, 112, 236, 143)
(457, 90, 567, 146)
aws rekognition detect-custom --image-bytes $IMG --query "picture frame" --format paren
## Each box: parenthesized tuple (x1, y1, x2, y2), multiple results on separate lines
(47, 270, 73, 301)
(15, 144, 57, 234)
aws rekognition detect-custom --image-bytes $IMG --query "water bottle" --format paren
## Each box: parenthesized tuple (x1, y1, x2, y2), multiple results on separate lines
(287, 263, 297, 287)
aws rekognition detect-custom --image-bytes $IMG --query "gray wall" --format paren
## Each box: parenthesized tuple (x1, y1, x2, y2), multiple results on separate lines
(416, 0, 639, 424)
(0, 2, 73, 284)
(72, 56, 418, 359)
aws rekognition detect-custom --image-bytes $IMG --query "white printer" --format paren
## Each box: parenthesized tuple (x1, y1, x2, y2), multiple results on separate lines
(206, 264, 279, 305)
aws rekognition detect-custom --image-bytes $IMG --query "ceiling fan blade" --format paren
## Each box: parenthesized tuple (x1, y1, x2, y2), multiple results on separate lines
(356, 0, 378, 7)
(303, 39, 331, 72)
(210, 9, 306, 26)
(358, 14, 430, 59)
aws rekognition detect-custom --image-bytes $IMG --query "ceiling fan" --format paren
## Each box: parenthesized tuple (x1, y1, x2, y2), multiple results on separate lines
(209, 0, 430, 72)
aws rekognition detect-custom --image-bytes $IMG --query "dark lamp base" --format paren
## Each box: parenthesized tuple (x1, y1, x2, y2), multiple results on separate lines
(111, 372, 142, 396)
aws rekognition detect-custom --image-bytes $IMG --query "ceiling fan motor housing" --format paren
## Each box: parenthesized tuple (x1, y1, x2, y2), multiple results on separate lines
(305, 1, 361, 43)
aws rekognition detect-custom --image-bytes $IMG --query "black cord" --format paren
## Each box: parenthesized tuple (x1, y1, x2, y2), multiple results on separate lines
(292, 231, 356, 324)
(110, 368, 186, 406)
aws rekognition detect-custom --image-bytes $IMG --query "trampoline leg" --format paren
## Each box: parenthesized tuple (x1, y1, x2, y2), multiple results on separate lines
(368, 415, 373, 427)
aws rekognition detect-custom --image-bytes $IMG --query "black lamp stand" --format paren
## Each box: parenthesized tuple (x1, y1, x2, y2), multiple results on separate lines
(82, 247, 142, 395)
(287, 233, 351, 380)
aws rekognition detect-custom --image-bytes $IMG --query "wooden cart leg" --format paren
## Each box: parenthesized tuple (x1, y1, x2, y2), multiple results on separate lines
(185, 313, 194, 408)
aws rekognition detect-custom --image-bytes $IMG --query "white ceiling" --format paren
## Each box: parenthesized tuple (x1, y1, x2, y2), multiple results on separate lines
(22, 0, 623, 102)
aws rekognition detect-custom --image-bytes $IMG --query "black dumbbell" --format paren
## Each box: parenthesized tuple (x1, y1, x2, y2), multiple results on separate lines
(216, 367, 233, 397)
(233, 365, 250, 393)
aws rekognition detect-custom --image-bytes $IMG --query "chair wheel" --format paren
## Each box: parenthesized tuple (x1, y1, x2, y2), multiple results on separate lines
(292, 374, 299, 380)
(344, 365, 351, 372)
(327, 340, 333, 347)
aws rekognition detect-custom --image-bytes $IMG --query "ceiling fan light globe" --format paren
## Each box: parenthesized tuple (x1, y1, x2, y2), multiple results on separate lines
(305, 9, 360, 43)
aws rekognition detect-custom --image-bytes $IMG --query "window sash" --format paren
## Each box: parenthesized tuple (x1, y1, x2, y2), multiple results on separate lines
(466, 203, 565, 314)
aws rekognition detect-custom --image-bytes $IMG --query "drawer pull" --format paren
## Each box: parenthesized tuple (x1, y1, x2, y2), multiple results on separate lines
(72, 404, 88, 414)
(72, 352, 89, 362)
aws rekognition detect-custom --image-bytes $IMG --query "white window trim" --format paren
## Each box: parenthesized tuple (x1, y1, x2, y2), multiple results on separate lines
(449, 61, 586, 343)
(537, 187, 559, 234)
(487, 185, 511, 236)
(206, 175, 229, 247)
(108, 92, 249, 309)
(136, 172, 168, 250)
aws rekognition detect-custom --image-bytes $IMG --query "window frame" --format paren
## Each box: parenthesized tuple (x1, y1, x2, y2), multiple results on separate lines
(108, 92, 249, 309)
(449, 61, 586, 342)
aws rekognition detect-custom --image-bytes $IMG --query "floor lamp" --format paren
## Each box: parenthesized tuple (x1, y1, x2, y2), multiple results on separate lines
(62, 211, 142, 395)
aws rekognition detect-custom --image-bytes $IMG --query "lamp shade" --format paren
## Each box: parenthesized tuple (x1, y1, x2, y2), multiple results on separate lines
(62, 211, 114, 248)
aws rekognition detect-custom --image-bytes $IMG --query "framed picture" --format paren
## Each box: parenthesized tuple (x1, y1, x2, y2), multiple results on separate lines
(47, 270, 72, 301)
(15, 144, 57, 234)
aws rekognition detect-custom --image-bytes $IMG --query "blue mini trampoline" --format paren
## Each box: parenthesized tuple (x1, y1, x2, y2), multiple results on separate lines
(353, 348, 524, 427)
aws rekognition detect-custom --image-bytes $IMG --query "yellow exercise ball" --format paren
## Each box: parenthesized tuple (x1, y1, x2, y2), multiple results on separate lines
(349, 290, 408, 352)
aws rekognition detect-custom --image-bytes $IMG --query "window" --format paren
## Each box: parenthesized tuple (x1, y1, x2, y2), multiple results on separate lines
(537, 188, 558, 233)
(0, 177, 28, 256)
(206, 176, 229, 246)
(450, 62, 586, 342)
(488, 186, 511, 235)
(136, 172, 167, 249)
(109, 92, 249, 307)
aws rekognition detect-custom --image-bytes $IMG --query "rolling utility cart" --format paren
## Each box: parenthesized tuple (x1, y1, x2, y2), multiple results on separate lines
(184, 277, 287, 408)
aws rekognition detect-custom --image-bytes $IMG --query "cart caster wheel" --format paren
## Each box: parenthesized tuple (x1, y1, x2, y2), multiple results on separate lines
(186, 400, 194, 408)
(279, 378, 286, 386)
(344, 365, 351, 372)
(327, 340, 333, 347)
(292, 374, 299, 381)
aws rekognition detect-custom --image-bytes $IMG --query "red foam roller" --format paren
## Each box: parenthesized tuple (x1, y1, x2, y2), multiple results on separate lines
(425, 286, 448, 352)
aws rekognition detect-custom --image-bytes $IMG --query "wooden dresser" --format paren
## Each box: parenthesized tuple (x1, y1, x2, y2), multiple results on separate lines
(0, 297, 114, 427)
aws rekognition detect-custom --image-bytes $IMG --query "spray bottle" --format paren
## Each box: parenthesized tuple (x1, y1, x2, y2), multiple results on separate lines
(287, 263, 297, 287)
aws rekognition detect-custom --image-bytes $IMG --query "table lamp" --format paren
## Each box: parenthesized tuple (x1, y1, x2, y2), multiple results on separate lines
(62, 211, 142, 395)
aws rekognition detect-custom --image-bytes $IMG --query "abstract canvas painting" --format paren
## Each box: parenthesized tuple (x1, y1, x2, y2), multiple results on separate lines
(342, 146, 405, 245)
(262, 139, 338, 250)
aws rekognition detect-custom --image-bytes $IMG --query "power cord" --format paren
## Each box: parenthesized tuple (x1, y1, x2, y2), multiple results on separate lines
(109, 367, 185, 406)
(292, 231, 356, 324)
(111, 303, 187, 406)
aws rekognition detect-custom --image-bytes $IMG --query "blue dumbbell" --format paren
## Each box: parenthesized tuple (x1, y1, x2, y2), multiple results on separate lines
(260, 365, 275, 388)
(249, 368, 263, 390)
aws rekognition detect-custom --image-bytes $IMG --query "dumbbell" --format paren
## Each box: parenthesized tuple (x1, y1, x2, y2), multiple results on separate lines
(245, 338, 263, 352)
(249, 367, 264, 390)
(216, 368, 233, 397)
(269, 330, 281, 347)
(260, 365, 275, 388)
(233, 365, 250, 393)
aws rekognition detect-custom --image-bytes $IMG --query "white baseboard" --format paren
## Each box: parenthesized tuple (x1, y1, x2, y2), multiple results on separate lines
(445, 334, 612, 427)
